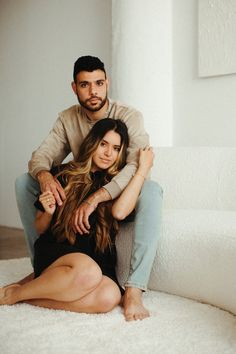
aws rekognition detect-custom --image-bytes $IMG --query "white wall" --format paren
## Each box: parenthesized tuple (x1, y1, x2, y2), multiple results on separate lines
(0, 0, 111, 227)
(172, 0, 236, 146)
(111, 0, 173, 146)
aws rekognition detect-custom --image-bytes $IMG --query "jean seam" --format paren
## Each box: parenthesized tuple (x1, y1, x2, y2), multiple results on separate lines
(124, 281, 147, 291)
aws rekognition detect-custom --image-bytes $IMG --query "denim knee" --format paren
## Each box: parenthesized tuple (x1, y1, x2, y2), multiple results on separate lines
(15, 173, 39, 200)
(15, 173, 28, 199)
(139, 180, 163, 203)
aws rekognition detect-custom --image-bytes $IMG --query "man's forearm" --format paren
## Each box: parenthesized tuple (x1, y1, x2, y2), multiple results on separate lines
(86, 187, 111, 207)
(36, 170, 52, 182)
(36, 170, 54, 192)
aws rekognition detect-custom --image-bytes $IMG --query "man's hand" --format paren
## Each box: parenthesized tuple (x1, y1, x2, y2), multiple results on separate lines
(72, 187, 111, 235)
(37, 170, 66, 206)
(72, 199, 96, 234)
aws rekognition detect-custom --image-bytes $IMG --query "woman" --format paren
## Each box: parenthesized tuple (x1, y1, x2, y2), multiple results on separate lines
(0, 118, 154, 313)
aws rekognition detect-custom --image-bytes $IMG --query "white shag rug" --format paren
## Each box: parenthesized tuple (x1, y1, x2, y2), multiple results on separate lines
(0, 258, 236, 354)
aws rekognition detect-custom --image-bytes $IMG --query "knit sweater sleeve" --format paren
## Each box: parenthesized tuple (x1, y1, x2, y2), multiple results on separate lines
(103, 109, 149, 199)
(28, 114, 71, 179)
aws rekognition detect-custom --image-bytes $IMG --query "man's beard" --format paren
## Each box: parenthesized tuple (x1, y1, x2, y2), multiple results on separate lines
(77, 94, 108, 112)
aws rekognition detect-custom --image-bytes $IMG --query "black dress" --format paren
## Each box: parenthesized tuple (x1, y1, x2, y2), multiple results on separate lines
(33, 166, 125, 295)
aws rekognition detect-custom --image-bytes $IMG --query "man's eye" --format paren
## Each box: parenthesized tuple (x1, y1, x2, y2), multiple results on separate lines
(97, 81, 104, 86)
(80, 83, 88, 88)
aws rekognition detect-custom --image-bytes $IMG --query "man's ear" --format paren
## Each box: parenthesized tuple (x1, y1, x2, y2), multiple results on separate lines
(71, 81, 77, 95)
(106, 78, 110, 90)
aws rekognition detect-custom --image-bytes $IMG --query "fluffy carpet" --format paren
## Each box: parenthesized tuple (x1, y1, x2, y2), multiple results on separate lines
(0, 258, 236, 354)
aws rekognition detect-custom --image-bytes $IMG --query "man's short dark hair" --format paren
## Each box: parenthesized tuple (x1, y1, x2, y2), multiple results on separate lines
(73, 56, 106, 82)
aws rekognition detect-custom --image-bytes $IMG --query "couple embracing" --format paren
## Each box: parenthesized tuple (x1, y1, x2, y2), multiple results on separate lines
(0, 56, 162, 322)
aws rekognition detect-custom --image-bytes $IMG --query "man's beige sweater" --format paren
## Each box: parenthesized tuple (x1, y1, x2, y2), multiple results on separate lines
(28, 99, 149, 199)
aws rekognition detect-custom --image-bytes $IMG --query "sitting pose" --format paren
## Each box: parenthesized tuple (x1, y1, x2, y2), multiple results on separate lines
(15, 55, 163, 321)
(0, 119, 154, 314)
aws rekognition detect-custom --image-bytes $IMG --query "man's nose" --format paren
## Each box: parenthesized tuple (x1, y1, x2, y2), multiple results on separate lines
(89, 83, 97, 95)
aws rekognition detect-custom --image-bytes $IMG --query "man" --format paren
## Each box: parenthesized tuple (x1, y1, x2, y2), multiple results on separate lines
(15, 56, 163, 321)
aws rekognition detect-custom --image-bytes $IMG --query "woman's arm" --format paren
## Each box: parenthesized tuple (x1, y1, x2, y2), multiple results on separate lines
(35, 191, 56, 234)
(112, 147, 154, 220)
(103, 110, 149, 199)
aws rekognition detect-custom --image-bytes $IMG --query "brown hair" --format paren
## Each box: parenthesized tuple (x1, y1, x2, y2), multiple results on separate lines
(52, 118, 129, 252)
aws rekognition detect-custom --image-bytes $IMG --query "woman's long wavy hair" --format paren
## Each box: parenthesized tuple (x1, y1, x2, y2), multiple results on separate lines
(51, 118, 129, 252)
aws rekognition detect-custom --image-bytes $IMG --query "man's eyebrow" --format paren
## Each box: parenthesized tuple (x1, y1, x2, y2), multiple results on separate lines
(78, 79, 105, 84)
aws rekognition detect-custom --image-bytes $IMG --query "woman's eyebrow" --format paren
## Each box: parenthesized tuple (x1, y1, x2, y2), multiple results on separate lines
(102, 139, 121, 148)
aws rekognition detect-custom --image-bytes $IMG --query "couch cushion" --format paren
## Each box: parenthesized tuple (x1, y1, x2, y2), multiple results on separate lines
(116, 209, 236, 315)
(151, 147, 236, 210)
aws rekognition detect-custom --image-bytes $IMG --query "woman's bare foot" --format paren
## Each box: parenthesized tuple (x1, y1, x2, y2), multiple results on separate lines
(123, 287, 150, 321)
(0, 284, 21, 305)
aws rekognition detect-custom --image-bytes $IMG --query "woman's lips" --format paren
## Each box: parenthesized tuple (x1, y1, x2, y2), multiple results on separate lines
(100, 158, 111, 164)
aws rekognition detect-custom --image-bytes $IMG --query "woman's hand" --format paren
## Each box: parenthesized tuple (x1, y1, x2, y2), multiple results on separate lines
(137, 146, 154, 178)
(39, 191, 56, 215)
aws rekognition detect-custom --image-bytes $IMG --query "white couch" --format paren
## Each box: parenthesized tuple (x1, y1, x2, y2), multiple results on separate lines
(116, 147, 236, 315)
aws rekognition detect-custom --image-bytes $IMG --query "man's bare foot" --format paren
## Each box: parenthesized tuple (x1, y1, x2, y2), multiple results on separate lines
(123, 287, 150, 321)
(0, 284, 21, 305)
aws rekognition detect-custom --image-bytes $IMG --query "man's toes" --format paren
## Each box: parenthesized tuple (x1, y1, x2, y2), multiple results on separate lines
(125, 313, 134, 321)
(134, 313, 142, 321)
(142, 311, 150, 319)
(0, 288, 5, 303)
(140, 313, 149, 320)
(133, 311, 149, 321)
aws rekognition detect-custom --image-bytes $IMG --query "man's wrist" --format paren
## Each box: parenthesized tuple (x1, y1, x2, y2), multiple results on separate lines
(87, 187, 111, 207)
(36, 170, 51, 182)
(83, 200, 96, 210)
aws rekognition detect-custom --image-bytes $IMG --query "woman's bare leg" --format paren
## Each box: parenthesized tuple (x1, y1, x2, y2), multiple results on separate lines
(26, 276, 121, 313)
(6, 272, 34, 287)
(0, 253, 102, 305)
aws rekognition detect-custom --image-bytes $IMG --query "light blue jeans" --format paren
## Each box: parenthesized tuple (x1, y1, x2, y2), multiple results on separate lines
(15, 173, 163, 290)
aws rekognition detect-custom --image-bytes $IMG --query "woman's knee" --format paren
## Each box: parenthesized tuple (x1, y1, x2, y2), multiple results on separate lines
(69, 254, 103, 291)
(95, 281, 121, 313)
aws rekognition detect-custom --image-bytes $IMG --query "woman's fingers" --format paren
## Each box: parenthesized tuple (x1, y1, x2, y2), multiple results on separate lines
(39, 193, 55, 203)
(39, 191, 56, 210)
